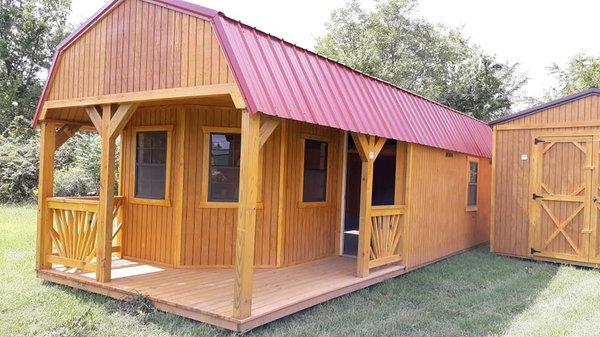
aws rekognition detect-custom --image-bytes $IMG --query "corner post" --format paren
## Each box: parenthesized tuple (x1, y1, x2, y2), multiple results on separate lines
(233, 110, 261, 319)
(36, 122, 56, 270)
(96, 104, 117, 282)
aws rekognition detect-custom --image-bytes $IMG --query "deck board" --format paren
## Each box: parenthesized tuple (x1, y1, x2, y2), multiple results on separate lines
(37, 256, 405, 332)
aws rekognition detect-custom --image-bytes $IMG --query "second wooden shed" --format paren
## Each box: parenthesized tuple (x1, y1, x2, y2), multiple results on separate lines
(490, 88, 600, 266)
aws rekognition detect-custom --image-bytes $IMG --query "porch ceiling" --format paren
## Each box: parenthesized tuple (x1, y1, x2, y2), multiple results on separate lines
(37, 256, 405, 332)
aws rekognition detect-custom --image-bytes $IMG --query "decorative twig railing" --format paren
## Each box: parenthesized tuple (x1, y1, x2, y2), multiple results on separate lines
(368, 205, 406, 269)
(45, 196, 123, 271)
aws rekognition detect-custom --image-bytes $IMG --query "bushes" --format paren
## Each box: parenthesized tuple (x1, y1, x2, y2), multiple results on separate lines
(0, 116, 119, 203)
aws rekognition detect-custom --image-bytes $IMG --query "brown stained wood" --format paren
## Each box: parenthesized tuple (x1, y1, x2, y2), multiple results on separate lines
(96, 105, 117, 282)
(85, 106, 103, 133)
(172, 107, 186, 267)
(492, 95, 600, 266)
(36, 122, 56, 270)
(233, 111, 261, 319)
(405, 144, 491, 269)
(45, 0, 234, 102)
(38, 256, 405, 332)
(55, 124, 81, 149)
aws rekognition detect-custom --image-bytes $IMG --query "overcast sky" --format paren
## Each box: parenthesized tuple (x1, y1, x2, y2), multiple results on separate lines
(70, 0, 600, 111)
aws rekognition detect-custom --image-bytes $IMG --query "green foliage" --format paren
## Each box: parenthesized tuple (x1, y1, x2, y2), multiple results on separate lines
(0, 0, 71, 132)
(0, 116, 104, 203)
(545, 53, 600, 99)
(0, 117, 39, 203)
(315, 0, 526, 121)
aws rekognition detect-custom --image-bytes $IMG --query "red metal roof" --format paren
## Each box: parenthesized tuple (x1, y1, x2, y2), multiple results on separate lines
(33, 0, 492, 158)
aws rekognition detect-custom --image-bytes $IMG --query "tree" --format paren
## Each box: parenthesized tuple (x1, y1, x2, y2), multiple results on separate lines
(0, 0, 71, 132)
(315, 0, 526, 121)
(545, 54, 600, 99)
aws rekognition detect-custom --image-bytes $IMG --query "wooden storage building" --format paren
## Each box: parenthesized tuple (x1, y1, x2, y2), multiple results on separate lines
(32, 0, 492, 331)
(490, 88, 600, 267)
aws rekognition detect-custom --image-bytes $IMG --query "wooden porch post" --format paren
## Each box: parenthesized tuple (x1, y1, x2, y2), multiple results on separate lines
(92, 102, 138, 283)
(233, 110, 261, 319)
(96, 104, 117, 283)
(352, 133, 387, 278)
(35, 122, 56, 270)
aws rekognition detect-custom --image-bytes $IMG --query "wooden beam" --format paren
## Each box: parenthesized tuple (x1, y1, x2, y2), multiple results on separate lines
(259, 116, 280, 148)
(96, 104, 117, 283)
(55, 124, 82, 149)
(172, 107, 186, 267)
(85, 106, 103, 133)
(108, 103, 139, 139)
(35, 122, 56, 270)
(275, 119, 287, 267)
(233, 110, 261, 319)
(357, 158, 374, 277)
(42, 83, 245, 112)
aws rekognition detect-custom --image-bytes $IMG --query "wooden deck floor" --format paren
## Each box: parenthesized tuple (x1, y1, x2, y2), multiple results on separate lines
(37, 256, 405, 332)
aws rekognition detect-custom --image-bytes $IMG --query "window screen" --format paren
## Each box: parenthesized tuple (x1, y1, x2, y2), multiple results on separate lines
(208, 133, 241, 202)
(135, 131, 168, 199)
(302, 139, 328, 202)
(467, 161, 478, 206)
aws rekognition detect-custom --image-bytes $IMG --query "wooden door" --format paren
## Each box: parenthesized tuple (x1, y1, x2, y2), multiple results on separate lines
(529, 135, 593, 263)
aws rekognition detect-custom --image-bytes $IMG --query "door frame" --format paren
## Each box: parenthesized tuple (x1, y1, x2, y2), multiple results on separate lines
(528, 130, 600, 263)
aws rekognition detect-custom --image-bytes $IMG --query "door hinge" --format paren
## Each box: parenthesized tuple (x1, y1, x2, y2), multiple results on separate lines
(532, 193, 543, 200)
(534, 138, 544, 145)
(531, 248, 541, 254)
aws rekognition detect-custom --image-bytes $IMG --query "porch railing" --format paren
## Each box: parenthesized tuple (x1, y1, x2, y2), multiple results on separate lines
(368, 205, 406, 269)
(45, 196, 124, 271)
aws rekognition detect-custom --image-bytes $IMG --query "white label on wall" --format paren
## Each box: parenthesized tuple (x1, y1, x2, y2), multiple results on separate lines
(521, 154, 528, 161)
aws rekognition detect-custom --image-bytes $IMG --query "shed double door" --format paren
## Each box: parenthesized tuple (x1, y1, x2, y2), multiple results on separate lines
(530, 134, 600, 264)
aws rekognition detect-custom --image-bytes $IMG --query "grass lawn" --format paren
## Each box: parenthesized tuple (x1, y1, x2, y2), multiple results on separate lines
(2, 205, 600, 337)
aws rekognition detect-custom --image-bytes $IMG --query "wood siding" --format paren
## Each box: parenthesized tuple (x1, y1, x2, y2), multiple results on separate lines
(405, 144, 491, 269)
(180, 108, 280, 267)
(47, 0, 233, 102)
(121, 106, 178, 265)
(492, 95, 600, 259)
(281, 122, 344, 266)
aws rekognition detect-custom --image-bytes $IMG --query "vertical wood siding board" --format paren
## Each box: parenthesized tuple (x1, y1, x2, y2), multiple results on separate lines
(180, 15, 189, 87)
(203, 22, 211, 85)
(165, 9, 174, 88)
(121, 0, 130, 93)
(188, 18, 198, 87)
(193, 109, 204, 265)
(145, 5, 155, 91)
(185, 108, 197, 265)
(173, 12, 181, 88)
(210, 28, 220, 84)
(195, 20, 205, 86)
(159, 7, 168, 90)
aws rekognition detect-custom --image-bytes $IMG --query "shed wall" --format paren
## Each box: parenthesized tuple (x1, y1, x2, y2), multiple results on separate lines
(491, 95, 600, 257)
(405, 144, 491, 269)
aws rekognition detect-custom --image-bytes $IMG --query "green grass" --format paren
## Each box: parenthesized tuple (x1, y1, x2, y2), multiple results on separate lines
(2, 205, 600, 336)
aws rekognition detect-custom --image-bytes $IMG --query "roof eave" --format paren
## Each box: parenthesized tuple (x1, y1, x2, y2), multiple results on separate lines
(489, 88, 600, 126)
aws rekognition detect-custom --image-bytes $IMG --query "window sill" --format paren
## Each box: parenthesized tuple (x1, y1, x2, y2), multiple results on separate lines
(466, 206, 478, 212)
(131, 197, 171, 207)
(297, 201, 328, 209)
(199, 201, 264, 209)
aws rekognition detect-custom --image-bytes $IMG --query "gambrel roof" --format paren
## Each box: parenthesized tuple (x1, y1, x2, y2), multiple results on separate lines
(33, 0, 492, 158)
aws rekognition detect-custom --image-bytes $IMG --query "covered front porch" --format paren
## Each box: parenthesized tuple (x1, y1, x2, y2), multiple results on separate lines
(37, 255, 405, 332)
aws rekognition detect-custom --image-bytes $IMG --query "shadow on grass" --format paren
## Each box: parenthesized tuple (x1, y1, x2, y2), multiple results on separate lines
(41, 246, 559, 337)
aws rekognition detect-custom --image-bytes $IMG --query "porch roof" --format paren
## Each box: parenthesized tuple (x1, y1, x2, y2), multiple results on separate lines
(32, 0, 492, 158)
